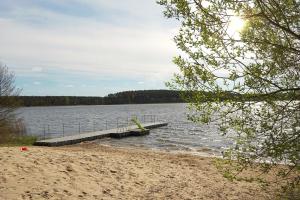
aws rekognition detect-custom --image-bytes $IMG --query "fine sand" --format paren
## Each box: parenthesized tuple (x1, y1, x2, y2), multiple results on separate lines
(0, 144, 281, 200)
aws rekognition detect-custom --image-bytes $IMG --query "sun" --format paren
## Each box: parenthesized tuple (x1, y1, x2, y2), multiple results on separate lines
(228, 15, 245, 33)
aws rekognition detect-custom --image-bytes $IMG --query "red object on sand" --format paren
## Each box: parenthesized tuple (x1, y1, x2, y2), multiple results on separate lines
(21, 147, 28, 151)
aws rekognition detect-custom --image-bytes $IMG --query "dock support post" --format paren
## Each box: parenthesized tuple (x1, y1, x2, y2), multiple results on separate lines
(117, 118, 119, 133)
(79, 122, 81, 134)
(62, 124, 65, 137)
(43, 125, 46, 139)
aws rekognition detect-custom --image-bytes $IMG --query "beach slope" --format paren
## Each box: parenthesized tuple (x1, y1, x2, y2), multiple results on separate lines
(0, 145, 278, 199)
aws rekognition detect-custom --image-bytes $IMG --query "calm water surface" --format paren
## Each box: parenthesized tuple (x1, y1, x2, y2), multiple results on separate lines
(18, 103, 233, 155)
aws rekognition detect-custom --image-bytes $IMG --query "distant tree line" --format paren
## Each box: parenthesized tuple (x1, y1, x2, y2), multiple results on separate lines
(18, 90, 186, 106)
(17, 90, 299, 107)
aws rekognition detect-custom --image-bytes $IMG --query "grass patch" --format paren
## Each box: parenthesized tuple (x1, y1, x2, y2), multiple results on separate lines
(0, 135, 38, 147)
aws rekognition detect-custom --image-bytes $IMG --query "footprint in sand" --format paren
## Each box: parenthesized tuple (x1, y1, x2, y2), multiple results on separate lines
(66, 165, 75, 172)
(0, 176, 7, 183)
(63, 189, 72, 196)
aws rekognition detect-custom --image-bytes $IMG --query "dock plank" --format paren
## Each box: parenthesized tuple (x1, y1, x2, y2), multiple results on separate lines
(34, 122, 168, 147)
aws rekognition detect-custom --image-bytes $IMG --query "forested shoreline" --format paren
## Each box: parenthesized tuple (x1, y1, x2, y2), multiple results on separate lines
(18, 90, 185, 106)
(16, 89, 299, 107)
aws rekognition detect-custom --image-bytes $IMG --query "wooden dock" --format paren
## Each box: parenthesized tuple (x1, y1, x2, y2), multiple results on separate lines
(34, 122, 168, 147)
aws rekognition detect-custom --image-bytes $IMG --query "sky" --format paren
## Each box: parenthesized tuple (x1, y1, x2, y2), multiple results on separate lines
(0, 0, 179, 96)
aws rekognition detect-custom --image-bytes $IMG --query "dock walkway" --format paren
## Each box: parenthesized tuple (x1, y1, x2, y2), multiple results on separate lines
(34, 122, 168, 147)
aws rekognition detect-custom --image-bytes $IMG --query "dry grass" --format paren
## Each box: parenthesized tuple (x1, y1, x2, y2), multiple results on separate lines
(0, 118, 36, 146)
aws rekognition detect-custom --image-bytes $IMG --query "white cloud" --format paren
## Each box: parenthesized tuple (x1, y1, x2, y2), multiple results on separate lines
(0, 0, 180, 93)
(0, 17, 178, 81)
(33, 81, 40, 85)
(31, 67, 43, 72)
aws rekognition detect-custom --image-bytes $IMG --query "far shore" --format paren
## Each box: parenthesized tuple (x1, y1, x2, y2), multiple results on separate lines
(0, 143, 284, 199)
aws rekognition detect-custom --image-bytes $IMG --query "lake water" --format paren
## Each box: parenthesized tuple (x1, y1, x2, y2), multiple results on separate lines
(18, 103, 234, 155)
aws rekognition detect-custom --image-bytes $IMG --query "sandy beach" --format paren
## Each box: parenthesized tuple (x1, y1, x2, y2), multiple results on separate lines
(0, 144, 281, 200)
